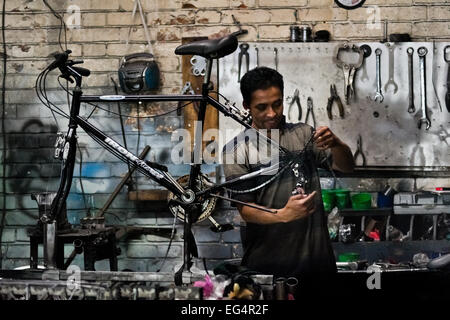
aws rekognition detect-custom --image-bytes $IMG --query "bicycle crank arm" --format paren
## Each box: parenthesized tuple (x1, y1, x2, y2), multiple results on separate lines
(208, 216, 234, 233)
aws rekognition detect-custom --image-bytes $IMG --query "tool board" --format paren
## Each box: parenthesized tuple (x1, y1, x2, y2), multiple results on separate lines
(217, 42, 450, 169)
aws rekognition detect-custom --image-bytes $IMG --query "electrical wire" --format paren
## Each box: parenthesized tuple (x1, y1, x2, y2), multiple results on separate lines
(0, 0, 6, 269)
(76, 142, 89, 214)
(35, 68, 69, 119)
(43, 0, 67, 52)
(156, 214, 178, 272)
(111, 77, 133, 179)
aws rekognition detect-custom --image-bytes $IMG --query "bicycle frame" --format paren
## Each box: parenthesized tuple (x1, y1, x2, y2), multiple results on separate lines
(46, 60, 290, 224)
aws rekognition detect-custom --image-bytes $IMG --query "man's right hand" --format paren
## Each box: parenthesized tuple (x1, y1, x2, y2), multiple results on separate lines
(277, 191, 317, 223)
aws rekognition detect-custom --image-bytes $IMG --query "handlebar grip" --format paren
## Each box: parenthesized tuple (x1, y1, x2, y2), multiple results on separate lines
(71, 66, 91, 77)
(231, 29, 248, 37)
(67, 59, 84, 66)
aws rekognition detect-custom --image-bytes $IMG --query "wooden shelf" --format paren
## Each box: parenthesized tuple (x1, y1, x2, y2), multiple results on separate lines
(128, 190, 169, 201)
(338, 207, 393, 217)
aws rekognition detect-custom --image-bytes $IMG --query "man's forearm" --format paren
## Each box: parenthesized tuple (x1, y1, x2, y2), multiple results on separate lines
(331, 140, 355, 173)
(237, 204, 282, 224)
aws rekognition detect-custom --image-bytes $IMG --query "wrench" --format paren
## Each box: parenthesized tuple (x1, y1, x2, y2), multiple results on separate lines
(418, 47, 431, 130)
(445, 45, 450, 112)
(255, 47, 260, 67)
(384, 44, 398, 94)
(274, 47, 278, 71)
(407, 47, 415, 113)
(373, 48, 384, 102)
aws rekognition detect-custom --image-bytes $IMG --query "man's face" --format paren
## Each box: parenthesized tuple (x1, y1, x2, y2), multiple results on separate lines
(244, 86, 284, 130)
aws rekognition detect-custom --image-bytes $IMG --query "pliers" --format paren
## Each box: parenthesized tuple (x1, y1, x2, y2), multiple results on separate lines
(327, 84, 345, 120)
(353, 134, 367, 166)
(238, 43, 249, 82)
(288, 89, 302, 121)
(305, 97, 316, 128)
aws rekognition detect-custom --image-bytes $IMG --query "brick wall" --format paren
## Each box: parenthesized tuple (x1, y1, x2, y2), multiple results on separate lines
(0, 0, 449, 271)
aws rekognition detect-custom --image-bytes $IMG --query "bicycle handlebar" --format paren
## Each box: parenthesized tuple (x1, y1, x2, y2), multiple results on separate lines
(230, 29, 248, 37)
(47, 50, 71, 71)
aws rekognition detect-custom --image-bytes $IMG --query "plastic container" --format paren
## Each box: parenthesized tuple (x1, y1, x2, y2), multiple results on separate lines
(331, 189, 351, 209)
(321, 189, 336, 212)
(351, 193, 372, 210)
(377, 191, 393, 208)
(338, 252, 360, 262)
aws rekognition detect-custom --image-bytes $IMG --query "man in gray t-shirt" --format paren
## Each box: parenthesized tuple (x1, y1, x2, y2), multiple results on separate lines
(222, 67, 355, 280)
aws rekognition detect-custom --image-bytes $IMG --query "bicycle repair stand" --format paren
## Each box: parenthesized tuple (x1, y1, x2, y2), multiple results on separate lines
(28, 192, 120, 271)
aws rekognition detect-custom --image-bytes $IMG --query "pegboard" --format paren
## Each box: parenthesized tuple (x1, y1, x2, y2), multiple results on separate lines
(218, 42, 450, 168)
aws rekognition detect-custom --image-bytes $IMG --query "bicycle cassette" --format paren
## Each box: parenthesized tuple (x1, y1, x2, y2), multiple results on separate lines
(167, 174, 217, 223)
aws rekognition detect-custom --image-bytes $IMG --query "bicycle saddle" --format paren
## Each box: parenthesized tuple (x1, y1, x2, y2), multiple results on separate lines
(175, 34, 238, 59)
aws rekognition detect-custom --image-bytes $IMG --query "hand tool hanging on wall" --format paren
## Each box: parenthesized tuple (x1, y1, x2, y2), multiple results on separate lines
(305, 97, 316, 128)
(118, 0, 159, 93)
(407, 47, 415, 113)
(353, 134, 366, 166)
(384, 43, 399, 94)
(417, 47, 431, 130)
(334, 43, 364, 105)
(327, 84, 345, 120)
(255, 47, 260, 67)
(373, 48, 384, 103)
(444, 45, 450, 113)
(274, 47, 278, 71)
(287, 89, 302, 121)
(359, 44, 372, 82)
(432, 41, 443, 112)
(238, 43, 249, 82)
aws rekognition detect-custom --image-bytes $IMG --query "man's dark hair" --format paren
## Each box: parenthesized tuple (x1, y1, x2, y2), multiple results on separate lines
(240, 67, 284, 107)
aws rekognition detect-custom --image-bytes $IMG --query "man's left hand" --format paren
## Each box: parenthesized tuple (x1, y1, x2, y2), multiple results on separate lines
(313, 126, 340, 151)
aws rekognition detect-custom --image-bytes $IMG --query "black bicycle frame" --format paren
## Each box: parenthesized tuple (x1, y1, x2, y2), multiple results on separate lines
(48, 60, 290, 224)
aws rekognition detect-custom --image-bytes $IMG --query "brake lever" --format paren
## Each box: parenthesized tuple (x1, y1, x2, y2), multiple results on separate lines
(59, 74, 74, 84)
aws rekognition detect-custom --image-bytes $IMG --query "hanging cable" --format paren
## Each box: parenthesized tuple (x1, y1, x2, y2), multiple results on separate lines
(0, 0, 7, 269)
(76, 142, 89, 214)
(43, 0, 67, 51)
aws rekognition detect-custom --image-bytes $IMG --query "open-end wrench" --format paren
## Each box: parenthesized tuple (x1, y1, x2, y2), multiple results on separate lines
(444, 45, 450, 112)
(407, 47, 415, 113)
(373, 48, 384, 102)
(384, 44, 398, 94)
(418, 47, 431, 130)
(274, 47, 278, 71)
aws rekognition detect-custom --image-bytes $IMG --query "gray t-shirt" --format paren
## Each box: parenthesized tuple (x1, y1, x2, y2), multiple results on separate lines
(222, 120, 337, 278)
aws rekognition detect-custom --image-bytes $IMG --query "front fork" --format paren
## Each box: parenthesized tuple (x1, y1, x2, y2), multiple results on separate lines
(43, 85, 82, 223)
